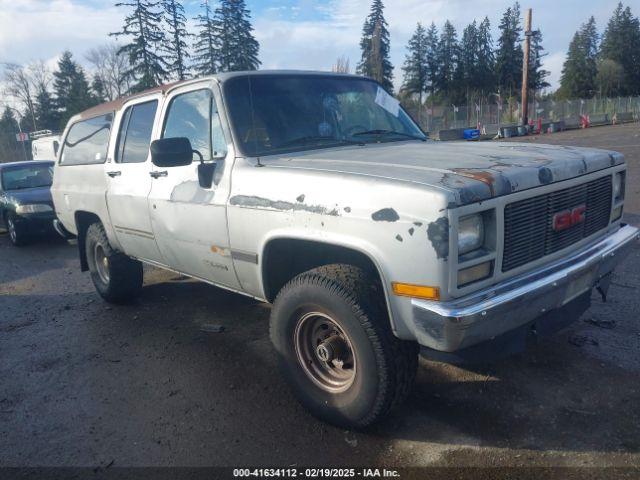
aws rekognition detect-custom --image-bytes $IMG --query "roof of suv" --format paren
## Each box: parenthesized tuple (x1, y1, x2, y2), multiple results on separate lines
(74, 70, 363, 122)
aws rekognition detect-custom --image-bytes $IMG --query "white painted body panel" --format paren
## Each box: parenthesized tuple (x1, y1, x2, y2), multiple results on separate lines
(51, 72, 629, 347)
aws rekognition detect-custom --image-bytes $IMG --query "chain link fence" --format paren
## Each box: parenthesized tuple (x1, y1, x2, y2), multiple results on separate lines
(404, 96, 640, 135)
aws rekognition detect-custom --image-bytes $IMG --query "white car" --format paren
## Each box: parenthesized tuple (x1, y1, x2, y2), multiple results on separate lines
(51, 71, 639, 428)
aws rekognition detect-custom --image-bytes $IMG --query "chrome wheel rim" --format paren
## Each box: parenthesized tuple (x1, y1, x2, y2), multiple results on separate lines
(94, 244, 110, 284)
(294, 311, 356, 393)
(8, 218, 16, 243)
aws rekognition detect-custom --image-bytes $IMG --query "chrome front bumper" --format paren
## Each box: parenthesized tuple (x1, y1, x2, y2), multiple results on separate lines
(412, 224, 640, 352)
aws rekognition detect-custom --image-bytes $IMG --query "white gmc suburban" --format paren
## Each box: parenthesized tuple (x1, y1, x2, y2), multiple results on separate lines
(52, 71, 639, 428)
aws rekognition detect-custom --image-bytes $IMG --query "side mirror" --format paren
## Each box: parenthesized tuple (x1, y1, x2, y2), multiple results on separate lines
(150, 137, 194, 168)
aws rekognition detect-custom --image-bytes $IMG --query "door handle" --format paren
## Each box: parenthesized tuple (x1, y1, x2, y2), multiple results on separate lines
(150, 171, 168, 179)
(106, 171, 121, 177)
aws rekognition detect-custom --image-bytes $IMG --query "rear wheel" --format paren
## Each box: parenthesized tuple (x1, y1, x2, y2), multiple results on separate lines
(270, 264, 418, 429)
(85, 222, 143, 304)
(7, 214, 28, 247)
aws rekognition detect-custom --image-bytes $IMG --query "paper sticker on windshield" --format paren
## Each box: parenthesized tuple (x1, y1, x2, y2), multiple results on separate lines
(375, 87, 400, 117)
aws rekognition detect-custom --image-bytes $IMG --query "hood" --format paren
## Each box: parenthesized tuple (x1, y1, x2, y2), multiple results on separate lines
(4, 186, 53, 206)
(262, 141, 624, 207)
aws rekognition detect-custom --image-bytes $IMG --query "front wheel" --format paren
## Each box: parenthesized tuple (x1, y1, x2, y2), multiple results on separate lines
(85, 223, 143, 304)
(270, 264, 418, 429)
(7, 214, 28, 247)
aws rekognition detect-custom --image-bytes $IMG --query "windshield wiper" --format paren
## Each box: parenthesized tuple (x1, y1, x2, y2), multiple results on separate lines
(350, 129, 426, 142)
(276, 135, 364, 149)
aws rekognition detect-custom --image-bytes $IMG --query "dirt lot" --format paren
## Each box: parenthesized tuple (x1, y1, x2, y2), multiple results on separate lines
(1, 124, 639, 471)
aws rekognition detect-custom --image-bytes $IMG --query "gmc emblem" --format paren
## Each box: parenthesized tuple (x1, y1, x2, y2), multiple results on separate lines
(552, 205, 586, 232)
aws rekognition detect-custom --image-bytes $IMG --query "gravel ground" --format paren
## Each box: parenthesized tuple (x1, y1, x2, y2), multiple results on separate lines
(0, 124, 639, 472)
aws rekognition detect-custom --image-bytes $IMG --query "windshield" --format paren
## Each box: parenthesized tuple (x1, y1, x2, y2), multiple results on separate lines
(223, 75, 426, 157)
(1, 164, 53, 191)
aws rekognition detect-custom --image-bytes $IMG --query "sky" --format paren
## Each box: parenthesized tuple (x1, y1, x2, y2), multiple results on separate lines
(0, 0, 633, 101)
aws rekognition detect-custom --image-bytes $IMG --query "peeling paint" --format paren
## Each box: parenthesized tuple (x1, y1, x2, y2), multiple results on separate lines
(538, 167, 553, 184)
(408, 227, 415, 236)
(371, 208, 399, 222)
(413, 221, 423, 227)
(296, 194, 305, 203)
(427, 217, 449, 260)
(170, 181, 215, 203)
(230, 195, 339, 216)
(396, 234, 403, 242)
(344, 206, 352, 213)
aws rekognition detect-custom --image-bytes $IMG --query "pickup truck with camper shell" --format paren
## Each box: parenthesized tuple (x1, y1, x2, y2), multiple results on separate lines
(51, 71, 639, 428)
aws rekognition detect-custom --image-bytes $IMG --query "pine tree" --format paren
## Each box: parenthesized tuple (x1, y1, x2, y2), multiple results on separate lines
(0, 107, 21, 163)
(600, 3, 640, 95)
(496, 2, 523, 96)
(435, 20, 459, 101)
(53, 51, 96, 129)
(34, 86, 59, 132)
(476, 17, 495, 96)
(111, 0, 168, 91)
(211, 0, 260, 72)
(425, 22, 439, 101)
(458, 21, 479, 100)
(356, 0, 394, 92)
(92, 74, 108, 104)
(162, 0, 191, 80)
(559, 17, 598, 98)
(193, 0, 217, 76)
(402, 23, 429, 106)
(528, 29, 550, 91)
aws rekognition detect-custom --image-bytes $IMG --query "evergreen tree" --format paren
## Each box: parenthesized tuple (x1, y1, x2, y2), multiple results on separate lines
(476, 17, 496, 96)
(211, 0, 260, 72)
(356, 0, 394, 92)
(0, 107, 21, 163)
(92, 74, 108, 104)
(53, 51, 96, 129)
(34, 86, 59, 132)
(424, 22, 439, 101)
(496, 2, 523, 96)
(162, 0, 191, 80)
(458, 21, 479, 99)
(528, 29, 550, 91)
(111, 0, 168, 91)
(600, 3, 640, 95)
(559, 17, 598, 98)
(193, 0, 217, 76)
(402, 23, 429, 106)
(435, 20, 459, 101)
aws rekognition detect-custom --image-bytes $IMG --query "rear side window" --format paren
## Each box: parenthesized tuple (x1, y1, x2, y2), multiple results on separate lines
(116, 100, 158, 163)
(60, 114, 112, 165)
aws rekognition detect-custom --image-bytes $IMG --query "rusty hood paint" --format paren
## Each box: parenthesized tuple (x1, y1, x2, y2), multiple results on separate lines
(261, 141, 624, 207)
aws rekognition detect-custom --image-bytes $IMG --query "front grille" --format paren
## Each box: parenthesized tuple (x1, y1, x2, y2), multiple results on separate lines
(502, 176, 612, 272)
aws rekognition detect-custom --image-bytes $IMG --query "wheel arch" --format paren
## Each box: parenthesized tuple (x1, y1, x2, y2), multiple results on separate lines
(74, 211, 103, 271)
(260, 235, 396, 331)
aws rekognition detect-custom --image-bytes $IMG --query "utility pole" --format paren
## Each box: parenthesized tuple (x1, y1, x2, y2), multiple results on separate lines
(521, 8, 532, 126)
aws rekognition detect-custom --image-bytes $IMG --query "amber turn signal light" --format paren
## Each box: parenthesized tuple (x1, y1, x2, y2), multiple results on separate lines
(391, 282, 440, 301)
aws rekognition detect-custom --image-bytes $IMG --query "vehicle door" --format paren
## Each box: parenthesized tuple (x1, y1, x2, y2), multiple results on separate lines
(105, 95, 164, 263)
(147, 82, 240, 289)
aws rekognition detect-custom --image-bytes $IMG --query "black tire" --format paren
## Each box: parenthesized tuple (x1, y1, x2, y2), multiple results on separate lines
(6, 213, 28, 247)
(270, 264, 418, 429)
(85, 222, 143, 304)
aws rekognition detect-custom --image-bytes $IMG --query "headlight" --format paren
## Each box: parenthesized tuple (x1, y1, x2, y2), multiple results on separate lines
(613, 172, 625, 201)
(15, 204, 53, 215)
(458, 214, 484, 255)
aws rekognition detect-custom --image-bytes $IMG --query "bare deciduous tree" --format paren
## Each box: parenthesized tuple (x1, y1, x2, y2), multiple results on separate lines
(2, 63, 38, 130)
(86, 44, 131, 100)
(332, 55, 351, 74)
